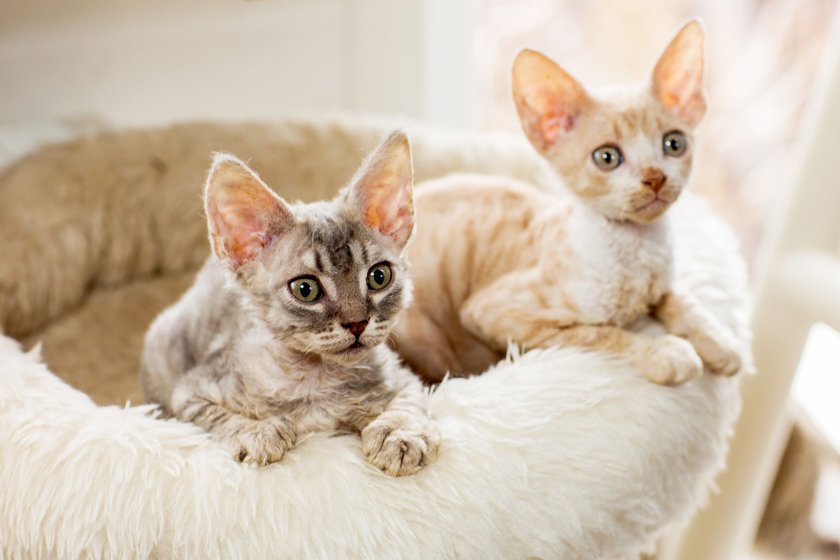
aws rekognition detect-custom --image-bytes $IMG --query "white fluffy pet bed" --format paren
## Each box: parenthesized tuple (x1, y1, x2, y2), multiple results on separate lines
(0, 119, 751, 559)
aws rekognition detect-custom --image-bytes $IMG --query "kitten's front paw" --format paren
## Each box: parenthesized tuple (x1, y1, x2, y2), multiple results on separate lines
(691, 330, 743, 377)
(222, 417, 294, 467)
(362, 412, 440, 477)
(643, 335, 703, 385)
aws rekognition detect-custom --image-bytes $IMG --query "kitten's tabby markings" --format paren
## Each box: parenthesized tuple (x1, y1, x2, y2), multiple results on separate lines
(141, 132, 439, 474)
(395, 19, 742, 385)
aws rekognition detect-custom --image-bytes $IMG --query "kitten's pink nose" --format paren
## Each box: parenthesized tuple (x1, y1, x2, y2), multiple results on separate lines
(342, 320, 368, 338)
(641, 168, 667, 193)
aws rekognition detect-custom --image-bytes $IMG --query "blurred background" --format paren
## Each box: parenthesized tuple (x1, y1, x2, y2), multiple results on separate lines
(1, 0, 838, 557)
(1, 0, 835, 263)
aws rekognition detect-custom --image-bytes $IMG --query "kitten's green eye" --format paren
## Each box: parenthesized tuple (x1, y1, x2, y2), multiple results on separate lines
(367, 262, 392, 291)
(592, 145, 623, 171)
(663, 131, 687, 157)
(288, 277, 322, 302)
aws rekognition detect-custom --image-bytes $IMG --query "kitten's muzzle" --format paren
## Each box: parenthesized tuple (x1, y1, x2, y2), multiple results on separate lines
(641, 168, 667, 193)
(342, 320, 369, 339)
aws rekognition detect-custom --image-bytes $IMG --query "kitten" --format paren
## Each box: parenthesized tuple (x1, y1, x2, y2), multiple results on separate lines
(394, 19, 742, 385)
(140, 131, 439, 475)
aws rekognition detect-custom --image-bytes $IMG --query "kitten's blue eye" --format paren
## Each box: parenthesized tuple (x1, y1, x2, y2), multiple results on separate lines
(289, 277, 322, 302)
(663, 130, 687, 157)
(367, 263, 392, 291)
(592, 145, 623, 171)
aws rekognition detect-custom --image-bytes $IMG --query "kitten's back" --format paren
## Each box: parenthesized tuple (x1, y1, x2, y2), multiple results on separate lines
(398, 174, 561, 378)
(140, 258, 236, 410)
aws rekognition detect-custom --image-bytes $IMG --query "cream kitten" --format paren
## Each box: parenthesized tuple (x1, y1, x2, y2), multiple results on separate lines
(395, 20, 742, 385)
(141, 132, 440, 475)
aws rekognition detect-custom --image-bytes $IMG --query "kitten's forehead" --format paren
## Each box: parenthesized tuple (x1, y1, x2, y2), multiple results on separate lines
(593, 84, 692, 138)
(300, 214, 366, 275)
(586, 92, 675, 141)
(264, 198, 399, 283)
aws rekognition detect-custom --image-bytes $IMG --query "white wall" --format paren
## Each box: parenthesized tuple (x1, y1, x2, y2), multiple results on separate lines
(0, 0, 477, 128)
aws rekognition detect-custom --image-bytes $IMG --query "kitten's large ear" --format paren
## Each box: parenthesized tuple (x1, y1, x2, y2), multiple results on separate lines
(204, 154, 293, 267)
(652, 18, 707, 127)
(512, 49, 591, 152)
(345, 131, 414, 250)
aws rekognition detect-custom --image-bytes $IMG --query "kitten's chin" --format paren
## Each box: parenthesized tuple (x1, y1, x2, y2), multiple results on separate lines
(619, 195, 676, 223)
(323, 344, 374, 365)
(628, 200, 671, 223)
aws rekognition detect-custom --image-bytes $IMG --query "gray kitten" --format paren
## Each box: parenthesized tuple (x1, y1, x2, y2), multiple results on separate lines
(141, 132, 439, 476)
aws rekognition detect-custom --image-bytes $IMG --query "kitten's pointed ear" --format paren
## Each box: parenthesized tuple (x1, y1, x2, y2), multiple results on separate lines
(345, 131, 414, 250)
(512, 49, 591, 152)
(204, 154, 294, 267)
(652, 18, 707, 127)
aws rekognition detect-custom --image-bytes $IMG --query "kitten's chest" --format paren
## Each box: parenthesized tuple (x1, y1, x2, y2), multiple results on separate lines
(567, 214, 673, 325)
(241, 346, 391, 431)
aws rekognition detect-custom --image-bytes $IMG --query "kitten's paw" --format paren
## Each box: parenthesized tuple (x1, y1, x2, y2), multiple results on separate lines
(690, 328, 742, 377)
(362, 412, 440, 477)
(643, 335, 703, 385)
(223, 417, 294, 467)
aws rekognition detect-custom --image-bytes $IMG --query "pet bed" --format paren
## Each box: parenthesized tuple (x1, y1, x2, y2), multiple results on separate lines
(0, 118, 751, 559)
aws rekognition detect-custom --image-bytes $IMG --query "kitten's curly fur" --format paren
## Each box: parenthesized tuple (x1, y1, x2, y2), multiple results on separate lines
(141, 132, 439, 474)
(395, 20, 741, 385)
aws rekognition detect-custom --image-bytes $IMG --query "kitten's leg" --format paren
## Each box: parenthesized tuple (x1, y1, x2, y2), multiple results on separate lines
(170, 378, 295, 466)
(536, 324, 703, 385)
(654, 290, 742, 376)
(359, 370, 440, 477)
(458, 268, 578, 350)
(459, 276, 701, 384)
(392, 306, 461, 382)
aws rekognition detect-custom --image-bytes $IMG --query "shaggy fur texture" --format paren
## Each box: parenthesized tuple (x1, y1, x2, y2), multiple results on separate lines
(0, 189, 750, 559)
